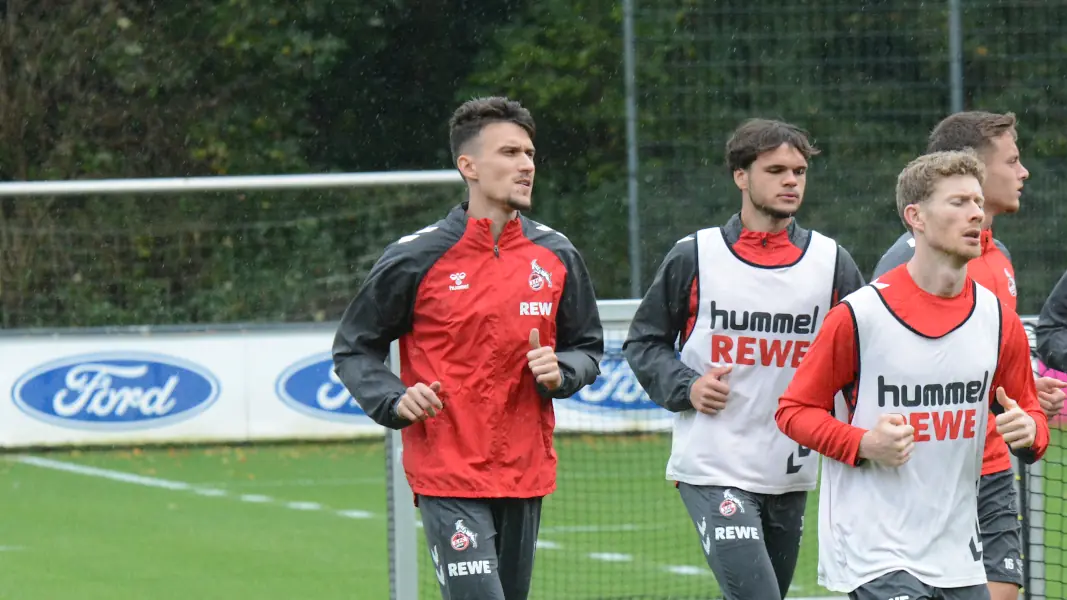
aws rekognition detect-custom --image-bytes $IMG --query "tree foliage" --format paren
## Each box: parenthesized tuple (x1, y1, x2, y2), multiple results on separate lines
(0, 0, 1064, 327)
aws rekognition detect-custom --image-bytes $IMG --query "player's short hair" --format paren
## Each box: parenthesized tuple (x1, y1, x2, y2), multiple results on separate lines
(926, 111, 1017, 155)
(725, 118, 820, 172)
(449, 97, 536, 165)
(896, 149, 987, 232)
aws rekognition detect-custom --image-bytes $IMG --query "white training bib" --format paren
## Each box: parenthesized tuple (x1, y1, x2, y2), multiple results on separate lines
(817, 282, 999, 592)
(671, 227, 838, 494)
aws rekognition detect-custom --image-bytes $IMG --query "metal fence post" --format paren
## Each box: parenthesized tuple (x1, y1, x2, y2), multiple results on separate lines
(387, 340, 418, 600)
(948, 0, 964, 113)
(623, 0, 642, 298)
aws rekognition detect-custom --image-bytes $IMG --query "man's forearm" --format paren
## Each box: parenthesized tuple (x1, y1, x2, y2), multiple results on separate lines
(776, 400, 866, 466)
(1037, 327, 1067, 373)
(1037, 271, 1067, 372)
(552, 349, 602, 398)
(333, 353, 409, 430)
(622, 340, 699, 412)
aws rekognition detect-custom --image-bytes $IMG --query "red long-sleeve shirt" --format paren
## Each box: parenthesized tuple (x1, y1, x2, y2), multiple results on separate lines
(775, 264, 1049, 467)
(872, 229, 1021, 474)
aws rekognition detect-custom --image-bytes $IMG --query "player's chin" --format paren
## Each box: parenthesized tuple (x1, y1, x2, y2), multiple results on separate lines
(506, 195, 532, 212)
(771, 197, 801, 213)
(955, 244, 982, 261)
(770, 205, 800, 220)
(990, 194, 1021, 215)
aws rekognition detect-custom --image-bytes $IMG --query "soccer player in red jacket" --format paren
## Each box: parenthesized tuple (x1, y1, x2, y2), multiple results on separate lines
(777, 150, 1050, 599)
(332, 97, 604, 600)
(871, 111, 1065, 599)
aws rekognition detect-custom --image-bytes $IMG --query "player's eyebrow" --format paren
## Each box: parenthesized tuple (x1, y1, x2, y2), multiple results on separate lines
(499, 142, 535, 155)
(951, 192, 984, 204)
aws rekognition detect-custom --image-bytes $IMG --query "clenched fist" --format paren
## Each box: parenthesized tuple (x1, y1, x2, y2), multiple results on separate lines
(994, 386, 1037, 450)
(397, 381, 444, 422)
(859, 413, 915, 467)
(528, 329, 562, 391)
(1035, 376, 1066, 419)
(689, 365, 733, 416)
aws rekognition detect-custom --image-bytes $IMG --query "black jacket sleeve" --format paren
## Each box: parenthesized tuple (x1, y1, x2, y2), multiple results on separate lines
(332, 241, 427, 430)
(623, 237, 701, 412)
(833, 246, 866, 303)
(1037, 269, 1067, 372)
(547, 245, 605, 398)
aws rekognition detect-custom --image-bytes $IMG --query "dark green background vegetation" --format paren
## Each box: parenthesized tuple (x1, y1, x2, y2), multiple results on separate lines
(1, 1, 1062, 327)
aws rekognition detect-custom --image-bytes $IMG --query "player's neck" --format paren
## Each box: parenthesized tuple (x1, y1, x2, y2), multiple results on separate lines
(466, 191, 518, 240)
(907, 243, 969, 298)
(980, 198, 1003, 230)
(739, 202, 792, 234)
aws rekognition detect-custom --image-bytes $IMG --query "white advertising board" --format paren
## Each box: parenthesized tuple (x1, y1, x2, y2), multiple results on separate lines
(0, 327, 378, 448)
(0, 315, 1059, 448)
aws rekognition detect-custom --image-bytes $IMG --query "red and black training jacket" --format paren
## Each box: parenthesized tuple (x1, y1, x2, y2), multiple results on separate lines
(333, 202, 604, 498)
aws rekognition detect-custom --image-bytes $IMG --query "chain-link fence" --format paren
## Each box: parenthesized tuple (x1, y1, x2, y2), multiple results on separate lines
(631, 0, 1066, 313)
(0, 183, 464, 329)
(1, 1, 1064, 599)
(5, 2, 1063, 326)
(630, 2, 1067, 598)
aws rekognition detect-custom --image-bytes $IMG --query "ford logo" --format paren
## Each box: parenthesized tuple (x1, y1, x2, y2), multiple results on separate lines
(564, 344, 661, 412)
(12, 352, 220, 430)
(276, 354, 367, 422)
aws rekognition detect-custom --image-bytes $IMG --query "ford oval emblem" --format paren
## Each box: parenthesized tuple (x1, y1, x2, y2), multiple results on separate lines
(12, 351, 221, 430)
(275, 353, 367, 422)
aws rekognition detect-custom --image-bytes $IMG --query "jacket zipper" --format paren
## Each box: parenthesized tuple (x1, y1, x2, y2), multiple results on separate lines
(494, 244, 500, 257)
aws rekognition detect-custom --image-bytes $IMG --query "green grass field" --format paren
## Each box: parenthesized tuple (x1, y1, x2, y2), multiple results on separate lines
(0, 431, 1061, 600)
(411, 433, 834, 600)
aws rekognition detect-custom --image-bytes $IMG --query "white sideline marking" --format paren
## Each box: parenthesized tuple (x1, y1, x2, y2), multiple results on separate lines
(664, 565, 704, 576)
(588, 552, 632, 562)
(15, 456, 191, 490)
(11, 455, 376, 520)
(337, 510, 374, 519)
(0, 546, 24, 552)
(534, 540, 560, 550)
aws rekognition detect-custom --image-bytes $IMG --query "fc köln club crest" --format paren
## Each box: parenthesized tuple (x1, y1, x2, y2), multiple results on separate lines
(528, 259, 553, 291)
(719, 489, 746, 517)
(451, 519, 479, 551)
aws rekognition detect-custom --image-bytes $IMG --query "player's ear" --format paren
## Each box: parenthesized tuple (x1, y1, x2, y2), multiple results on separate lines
(733, 168, 747, 192)
(457, 154, 478, 181)
(903, 203, 924, 234)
